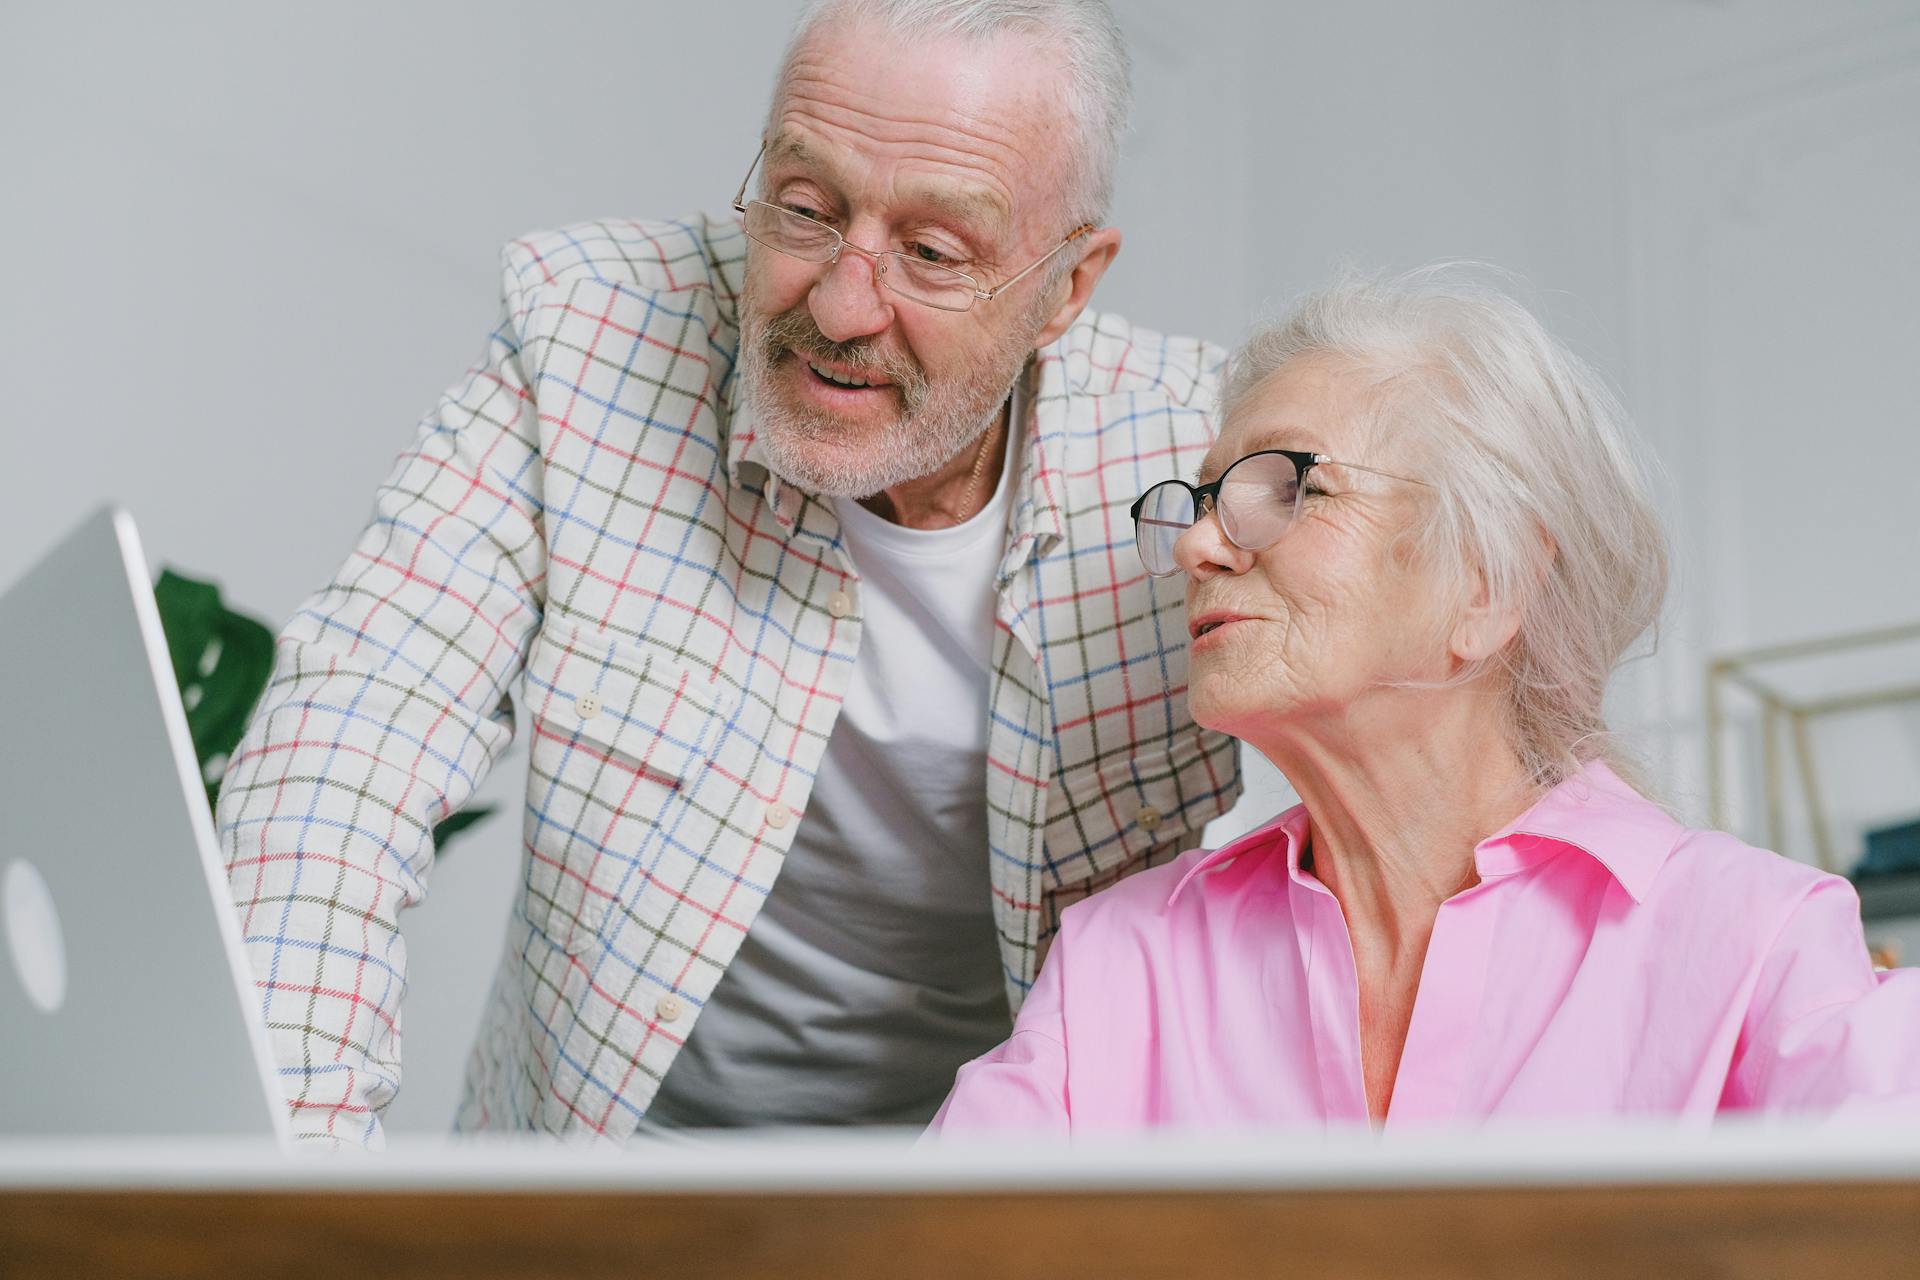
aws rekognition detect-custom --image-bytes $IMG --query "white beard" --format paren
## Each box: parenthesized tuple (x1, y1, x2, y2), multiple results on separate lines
(738, 295, 1042, 500)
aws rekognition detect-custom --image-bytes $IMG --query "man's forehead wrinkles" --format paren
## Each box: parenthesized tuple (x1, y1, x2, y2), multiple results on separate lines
(779, 61, 1033, 147)
(772, 113, 1020, 179)
(779, 67, 1030, 157)
(771, 110, 1021, 223)
(776, 100, 1026, 175)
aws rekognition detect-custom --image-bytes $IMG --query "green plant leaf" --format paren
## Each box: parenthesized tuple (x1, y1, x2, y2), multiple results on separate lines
(432, 806, 499, 855)
(153, 569, 275, 809)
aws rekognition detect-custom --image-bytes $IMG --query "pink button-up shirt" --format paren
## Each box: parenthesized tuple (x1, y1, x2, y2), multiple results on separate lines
(929, 762, 1920, 1134)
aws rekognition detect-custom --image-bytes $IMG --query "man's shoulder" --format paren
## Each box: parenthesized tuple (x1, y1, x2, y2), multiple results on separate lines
(1041, 308, 1228, 410)
(499, 213, 748, 302)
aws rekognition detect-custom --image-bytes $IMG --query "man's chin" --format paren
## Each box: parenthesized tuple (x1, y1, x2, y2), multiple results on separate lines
(758, 425, 900, 499)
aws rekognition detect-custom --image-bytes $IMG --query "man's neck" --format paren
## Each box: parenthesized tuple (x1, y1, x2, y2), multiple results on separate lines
(858, 401, 1010, 530)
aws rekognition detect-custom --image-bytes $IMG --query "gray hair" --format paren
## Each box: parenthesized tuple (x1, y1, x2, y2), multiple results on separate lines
(771, 0, 1132, 228)
(1223, 267, 1670, 791)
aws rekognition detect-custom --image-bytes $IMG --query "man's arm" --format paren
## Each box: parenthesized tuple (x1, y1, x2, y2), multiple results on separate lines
(217, 244, 548, 1149)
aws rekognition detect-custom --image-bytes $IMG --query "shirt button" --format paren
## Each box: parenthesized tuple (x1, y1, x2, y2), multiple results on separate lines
(1135, 805, 1163, 833)
(827, 591, 853, 619)
(655, 995, 684, 1023)
(574, 692, 601, 720)
(765, 801, 793, 830)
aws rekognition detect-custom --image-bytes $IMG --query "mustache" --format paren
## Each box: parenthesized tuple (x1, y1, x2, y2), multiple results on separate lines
(755, 307, 929, 409)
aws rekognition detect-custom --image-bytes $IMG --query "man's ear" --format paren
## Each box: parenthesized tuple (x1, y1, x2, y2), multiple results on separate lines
(1031, 227, 1122, 350)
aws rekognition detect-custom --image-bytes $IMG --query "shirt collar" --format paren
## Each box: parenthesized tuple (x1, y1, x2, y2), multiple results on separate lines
(1166, 758, 1684, 908)
(1166, 804, 1313, 905)
(1475, 759, 1683, 903)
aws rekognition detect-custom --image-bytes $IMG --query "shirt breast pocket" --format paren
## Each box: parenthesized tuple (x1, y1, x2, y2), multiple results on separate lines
(1042, 748, 1204, 889)
(521, 623, 739, 948)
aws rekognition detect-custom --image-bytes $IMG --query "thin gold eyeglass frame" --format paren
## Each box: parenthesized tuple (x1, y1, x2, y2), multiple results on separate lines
(730, 142, 1094, 313)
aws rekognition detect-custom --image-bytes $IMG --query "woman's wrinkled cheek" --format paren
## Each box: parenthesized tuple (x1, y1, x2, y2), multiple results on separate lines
(1187, 622, 1296, 735)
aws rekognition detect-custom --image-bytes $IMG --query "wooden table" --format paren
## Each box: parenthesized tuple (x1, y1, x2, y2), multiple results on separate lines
(4, 1124, 1917, 1279)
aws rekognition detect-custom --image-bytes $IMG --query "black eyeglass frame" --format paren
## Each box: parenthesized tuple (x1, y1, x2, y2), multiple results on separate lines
(1128, 448, 1430, 577)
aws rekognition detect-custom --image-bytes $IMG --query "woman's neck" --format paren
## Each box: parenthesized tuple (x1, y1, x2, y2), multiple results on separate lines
(1254, 690, 1539, 952)
(1252, 690, 1541, 1126)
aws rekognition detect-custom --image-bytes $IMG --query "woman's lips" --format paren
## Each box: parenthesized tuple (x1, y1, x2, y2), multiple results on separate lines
(1188, 613, 1251, 643)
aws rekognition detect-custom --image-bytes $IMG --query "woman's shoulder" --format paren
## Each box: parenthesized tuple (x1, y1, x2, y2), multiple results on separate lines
(1656, 822, 1840, 909)
(1538, 763, 1840, 917)
(1635, 814, 1859, 972)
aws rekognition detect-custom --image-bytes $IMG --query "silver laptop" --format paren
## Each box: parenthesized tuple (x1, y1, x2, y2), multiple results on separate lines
(0, 507, 291, 1146)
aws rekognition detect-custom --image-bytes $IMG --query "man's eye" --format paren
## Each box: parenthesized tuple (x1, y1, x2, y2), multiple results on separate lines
(783, 201, 827, 222)
(905, 241, 957, 267)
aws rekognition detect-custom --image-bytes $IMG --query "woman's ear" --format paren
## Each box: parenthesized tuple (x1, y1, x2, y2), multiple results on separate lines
(1448, 526, 1555, 665)
(1447, 565, 1518, 665)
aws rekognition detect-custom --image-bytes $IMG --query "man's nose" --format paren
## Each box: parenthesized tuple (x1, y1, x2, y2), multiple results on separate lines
(809, 241, 895, 344)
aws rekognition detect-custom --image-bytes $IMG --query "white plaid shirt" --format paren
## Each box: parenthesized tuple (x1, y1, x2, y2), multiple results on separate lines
(218, 214, 1241, 1148)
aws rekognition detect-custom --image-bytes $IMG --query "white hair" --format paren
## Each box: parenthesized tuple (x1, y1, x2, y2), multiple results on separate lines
(771, 0, 1132, 227)
(1223, 266, 1670, 791)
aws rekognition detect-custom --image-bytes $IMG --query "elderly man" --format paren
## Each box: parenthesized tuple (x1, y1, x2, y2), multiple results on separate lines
(219, 0, 1240, 1148)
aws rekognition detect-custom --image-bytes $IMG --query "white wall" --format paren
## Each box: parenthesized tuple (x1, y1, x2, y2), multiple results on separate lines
(4, 1, 1915, 1132)
(1553, 3, 1920, 861)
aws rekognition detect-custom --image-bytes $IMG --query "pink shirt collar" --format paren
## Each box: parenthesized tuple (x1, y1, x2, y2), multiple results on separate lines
(1168, 759, 1685, 908)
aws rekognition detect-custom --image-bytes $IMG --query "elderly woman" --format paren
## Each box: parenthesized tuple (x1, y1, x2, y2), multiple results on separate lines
(927, 270, 1920, 1134)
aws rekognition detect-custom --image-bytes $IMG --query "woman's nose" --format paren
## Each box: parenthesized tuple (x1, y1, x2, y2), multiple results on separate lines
(1173, 500, 1254, 581)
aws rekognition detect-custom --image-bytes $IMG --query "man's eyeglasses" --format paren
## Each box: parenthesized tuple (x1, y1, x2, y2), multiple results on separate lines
(731, 142, 1095, 313)
(1129, 448, 1432, 577)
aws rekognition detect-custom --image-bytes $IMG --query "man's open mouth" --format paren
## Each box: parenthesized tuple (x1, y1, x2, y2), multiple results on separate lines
(800, 354, 891, 391)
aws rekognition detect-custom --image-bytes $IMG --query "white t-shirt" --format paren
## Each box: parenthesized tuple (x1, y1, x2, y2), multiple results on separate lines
(643, 405, 1020, 1128)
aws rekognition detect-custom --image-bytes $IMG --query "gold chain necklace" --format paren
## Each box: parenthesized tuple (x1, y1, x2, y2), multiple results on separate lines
(950, 425, 999, 527)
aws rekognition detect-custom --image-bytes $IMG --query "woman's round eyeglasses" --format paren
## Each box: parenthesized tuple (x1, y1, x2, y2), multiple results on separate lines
(1129, 448, 1430, 577)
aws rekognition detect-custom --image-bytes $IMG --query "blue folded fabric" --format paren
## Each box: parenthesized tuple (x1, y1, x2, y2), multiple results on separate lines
(1857, 817, 1920, 879)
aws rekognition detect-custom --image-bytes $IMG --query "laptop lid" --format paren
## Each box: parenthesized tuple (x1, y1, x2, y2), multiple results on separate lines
(0, 507, 292, 1147)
